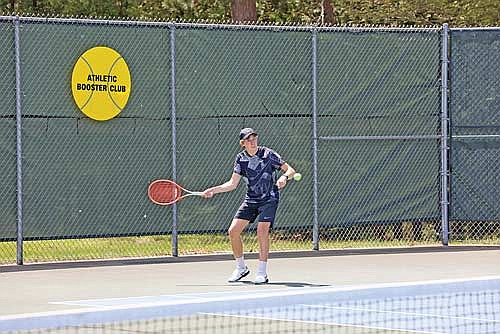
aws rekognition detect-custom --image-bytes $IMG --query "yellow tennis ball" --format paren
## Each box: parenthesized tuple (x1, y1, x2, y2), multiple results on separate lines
(293, 173, 302, 181)
(71, 46, 131, 121)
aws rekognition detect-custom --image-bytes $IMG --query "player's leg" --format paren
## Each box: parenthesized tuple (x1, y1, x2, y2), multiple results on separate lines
(254, 221, 271, 284)
(256, 221, 271, 262)
(227, 201, 256, 283)
(254, 201, 278, 284)
(227, 218, 250, 282)
(228, 218, 249, 259)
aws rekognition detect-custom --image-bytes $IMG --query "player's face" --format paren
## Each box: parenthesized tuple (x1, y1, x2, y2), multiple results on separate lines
(243, 135, 258, 154)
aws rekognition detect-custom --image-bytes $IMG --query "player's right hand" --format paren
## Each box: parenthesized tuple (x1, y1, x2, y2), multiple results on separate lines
(202, 190, 214, 198)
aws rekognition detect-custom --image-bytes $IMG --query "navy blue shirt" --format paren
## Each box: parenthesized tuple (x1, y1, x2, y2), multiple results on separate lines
(233, 146, 285, 204)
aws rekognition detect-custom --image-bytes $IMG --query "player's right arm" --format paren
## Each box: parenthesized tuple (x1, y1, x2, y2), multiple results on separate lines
(202, 173, 241, 198)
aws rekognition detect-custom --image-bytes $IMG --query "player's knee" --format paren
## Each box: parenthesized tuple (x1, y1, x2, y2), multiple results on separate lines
(228, 226, 239, 239)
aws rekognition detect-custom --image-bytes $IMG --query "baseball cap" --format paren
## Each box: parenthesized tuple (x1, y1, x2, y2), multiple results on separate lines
(239, 128, 257, 140)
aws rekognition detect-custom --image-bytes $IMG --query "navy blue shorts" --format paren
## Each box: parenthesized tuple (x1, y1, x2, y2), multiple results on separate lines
(234, 200, 279, 228)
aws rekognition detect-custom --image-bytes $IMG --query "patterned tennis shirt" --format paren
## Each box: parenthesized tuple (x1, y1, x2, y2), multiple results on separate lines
(233, 146, 285, 205)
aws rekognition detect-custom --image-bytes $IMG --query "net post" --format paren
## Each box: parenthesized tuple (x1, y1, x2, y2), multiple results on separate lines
(440, 23, 449, 246)
(14, 16, 23, 265)
(169, 23, 178, 257)
(312, 27, 319, 251)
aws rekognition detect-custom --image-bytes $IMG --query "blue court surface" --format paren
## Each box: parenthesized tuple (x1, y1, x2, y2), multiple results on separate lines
(3, 276, 498, 334)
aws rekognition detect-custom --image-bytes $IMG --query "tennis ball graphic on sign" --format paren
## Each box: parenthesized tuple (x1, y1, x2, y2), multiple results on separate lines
(71, 46, 131, 121)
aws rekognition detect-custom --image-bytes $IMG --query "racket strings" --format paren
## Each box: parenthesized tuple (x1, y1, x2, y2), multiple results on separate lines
(149, 180, 182, 204)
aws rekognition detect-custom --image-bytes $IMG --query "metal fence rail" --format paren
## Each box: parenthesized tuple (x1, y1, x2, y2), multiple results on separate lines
(0, 16, 497, 265)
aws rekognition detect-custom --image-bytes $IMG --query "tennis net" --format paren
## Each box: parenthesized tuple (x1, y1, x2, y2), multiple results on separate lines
(1, 276, 499, 333)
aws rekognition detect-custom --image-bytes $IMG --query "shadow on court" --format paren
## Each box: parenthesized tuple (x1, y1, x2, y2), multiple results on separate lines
(240, 281, 330, 288)
(176, 281, 330, 288)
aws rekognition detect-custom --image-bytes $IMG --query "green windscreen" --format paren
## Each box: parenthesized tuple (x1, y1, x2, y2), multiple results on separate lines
(450, 30, 500, 221)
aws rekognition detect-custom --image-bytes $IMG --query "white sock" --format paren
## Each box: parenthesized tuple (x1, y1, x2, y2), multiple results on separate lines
(258, 261, 267, 275)
(236, 256, 246, 269)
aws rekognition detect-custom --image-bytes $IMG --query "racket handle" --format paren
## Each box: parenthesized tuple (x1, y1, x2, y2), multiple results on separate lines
(191, 192, 204, 196)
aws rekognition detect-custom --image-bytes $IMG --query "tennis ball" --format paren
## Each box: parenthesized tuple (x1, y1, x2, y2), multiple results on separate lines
(71, 46, 131, 121)
(293, 173, 302, 181)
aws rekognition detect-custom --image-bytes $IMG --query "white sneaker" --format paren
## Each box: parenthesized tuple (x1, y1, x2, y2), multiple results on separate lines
(227, 266, 250, 282)
(253, 273, 269, 284)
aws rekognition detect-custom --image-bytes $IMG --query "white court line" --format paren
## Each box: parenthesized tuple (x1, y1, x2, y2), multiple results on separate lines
(49, 294, 205, 307)
(303, 304, 500, 324)
(49, 275, 500, 308)
(49, 288, 294, 307)
(199, 312, 443, 334)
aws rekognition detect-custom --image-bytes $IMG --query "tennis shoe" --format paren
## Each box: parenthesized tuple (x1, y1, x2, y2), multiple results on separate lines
(227, 266, 250, 282)
(253, 274, 269, 284)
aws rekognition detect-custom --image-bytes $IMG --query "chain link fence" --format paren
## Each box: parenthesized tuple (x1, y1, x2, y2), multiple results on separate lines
(174, 26, 314, 254)
(0, 17, 497, 265)
(316, 28, 442, 247)
(1, 18, 175, 263)
(0, 19, 17, 263)
(449, 28, 500, 243)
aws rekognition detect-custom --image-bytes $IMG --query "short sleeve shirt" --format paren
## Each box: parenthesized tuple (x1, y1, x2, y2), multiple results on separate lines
(233, 146, 285, 204)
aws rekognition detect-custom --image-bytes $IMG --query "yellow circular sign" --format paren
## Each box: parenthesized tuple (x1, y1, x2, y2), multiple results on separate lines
(71, 46, 131, 121)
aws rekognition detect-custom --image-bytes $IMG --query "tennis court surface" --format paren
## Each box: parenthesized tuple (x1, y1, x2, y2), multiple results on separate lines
(1, 248, 499, 333)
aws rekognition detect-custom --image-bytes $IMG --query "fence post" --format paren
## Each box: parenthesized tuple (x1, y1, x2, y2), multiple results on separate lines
(312, 27, 319, 251)
(14, 16, 23, 265)
(440, 23, 449, 246)
(169, 23, 179, 257)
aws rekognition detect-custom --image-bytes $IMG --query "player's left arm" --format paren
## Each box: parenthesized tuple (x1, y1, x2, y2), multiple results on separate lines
(277, 163, 296, 189)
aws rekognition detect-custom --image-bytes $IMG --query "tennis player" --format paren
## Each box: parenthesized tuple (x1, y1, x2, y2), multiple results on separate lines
(202, 128, 296, 284)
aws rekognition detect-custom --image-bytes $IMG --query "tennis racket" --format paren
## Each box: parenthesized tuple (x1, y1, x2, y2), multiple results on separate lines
(148, 179, 204, 206)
